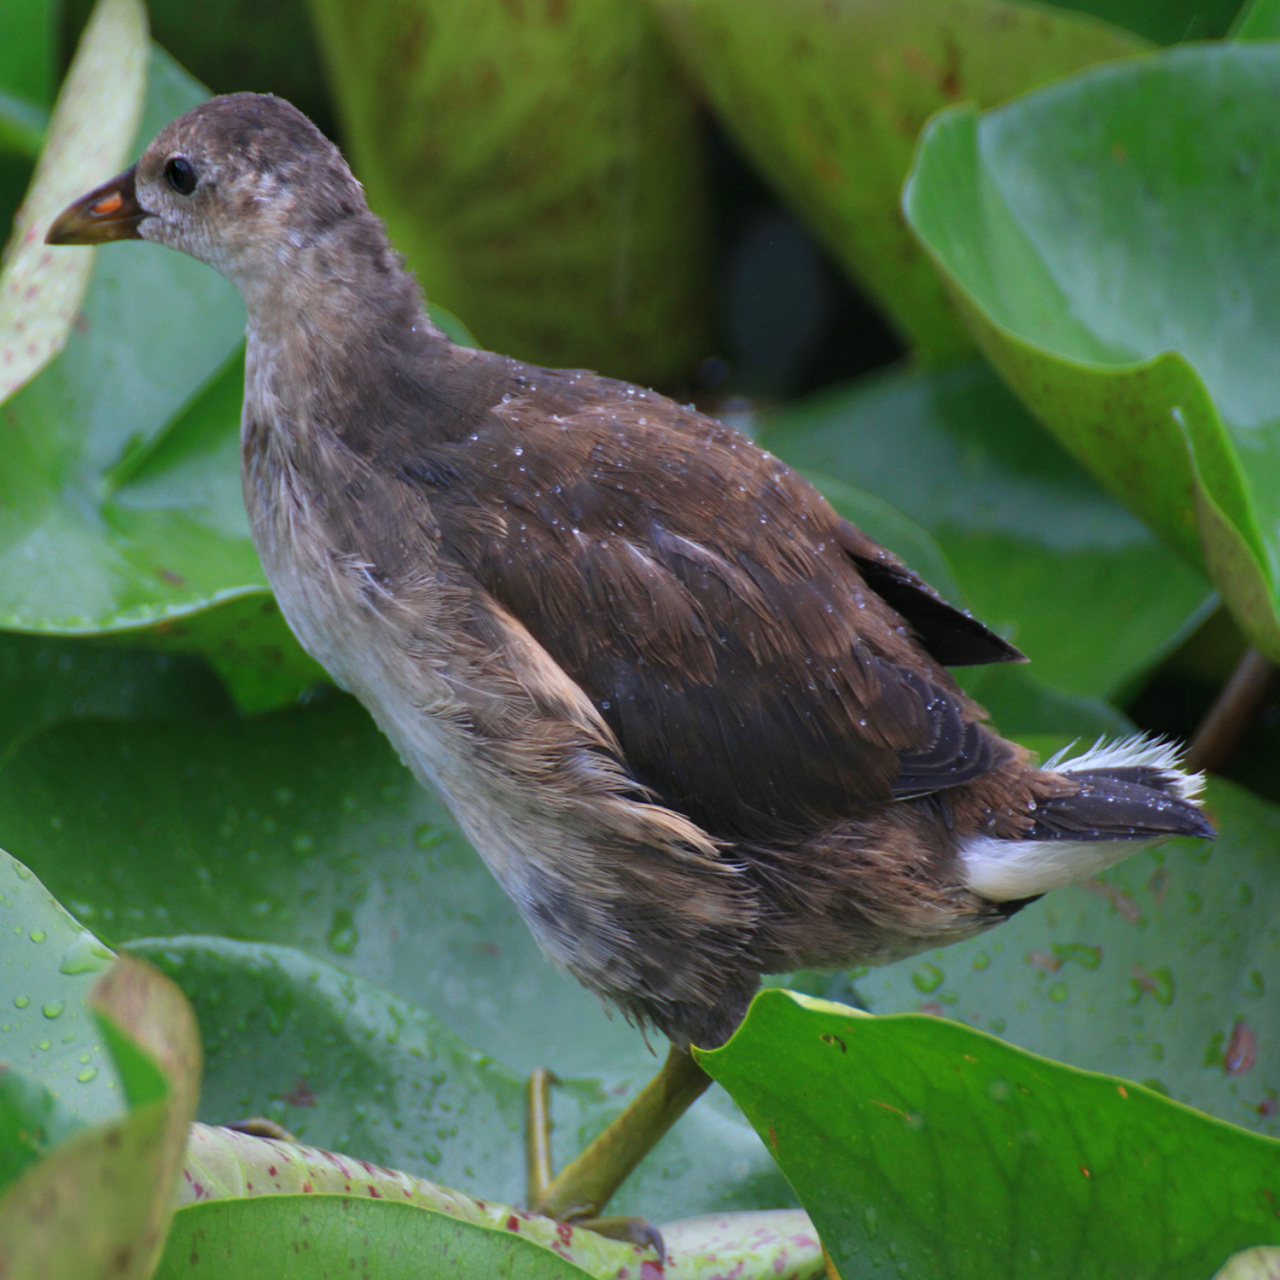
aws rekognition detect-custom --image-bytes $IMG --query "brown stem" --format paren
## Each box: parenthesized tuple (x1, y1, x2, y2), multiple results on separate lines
(1185, 647, 1278, 775)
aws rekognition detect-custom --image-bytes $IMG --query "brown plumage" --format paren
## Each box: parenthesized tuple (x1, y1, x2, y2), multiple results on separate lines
(47, 93, 1212, 1051)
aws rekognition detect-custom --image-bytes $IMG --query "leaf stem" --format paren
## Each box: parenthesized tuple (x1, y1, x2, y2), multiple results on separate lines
(1185, 647, 1277, 775)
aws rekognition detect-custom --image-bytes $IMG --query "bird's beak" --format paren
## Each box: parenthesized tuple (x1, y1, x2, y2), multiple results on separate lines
(45, 165, 150, 245)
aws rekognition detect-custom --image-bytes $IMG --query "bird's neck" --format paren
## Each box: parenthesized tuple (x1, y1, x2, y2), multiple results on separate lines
(240, 214, 452, 439)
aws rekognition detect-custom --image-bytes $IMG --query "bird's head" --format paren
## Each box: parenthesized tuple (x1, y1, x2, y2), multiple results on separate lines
(46, 92, 371, 301)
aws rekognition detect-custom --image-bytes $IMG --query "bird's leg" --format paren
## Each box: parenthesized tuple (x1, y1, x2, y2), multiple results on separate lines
(526, 1067, 559, 1207)
(528, 1044, 712, 1229)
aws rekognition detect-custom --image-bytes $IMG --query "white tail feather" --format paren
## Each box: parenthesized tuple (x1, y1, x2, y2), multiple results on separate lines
(1042, 733, 1203, 802)
(960, 733, 1204, 902)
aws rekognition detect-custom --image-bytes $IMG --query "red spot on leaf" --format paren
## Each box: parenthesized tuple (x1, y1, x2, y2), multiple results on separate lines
(1226, 1021, 1258, 1076)
(285, 1079, 317, 1107)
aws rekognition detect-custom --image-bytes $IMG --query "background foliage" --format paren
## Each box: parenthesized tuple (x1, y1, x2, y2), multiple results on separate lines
(2, 0, 1280, 1276)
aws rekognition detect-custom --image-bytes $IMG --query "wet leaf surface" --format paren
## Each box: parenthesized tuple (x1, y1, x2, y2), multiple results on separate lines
(0, 848, 122, 1164)
(0, 690, 792, 1222)
(701, 988, 1280, 1280)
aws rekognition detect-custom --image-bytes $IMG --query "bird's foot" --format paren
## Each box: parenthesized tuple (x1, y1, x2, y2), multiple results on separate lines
(568, 1214, 665, 1256)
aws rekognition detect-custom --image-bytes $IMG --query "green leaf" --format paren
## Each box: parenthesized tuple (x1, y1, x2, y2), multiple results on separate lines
(699, 987, 1280, 1280)
(306, 0, 711, 384)
(0, 943, 202, 1280)
(0, 0, 147, 402)
(156, 1196, 598, 1280)
(0, 691, 792, 1222)
(0, 628, 231, 766)
(651, 0, 1147, 360)
(761, 362, 1213, 699)
(130, 935, 609, 1206)
(856, 779, 1280, 1141)
(165, 1123, 648, 1279)
(903, 44, 1280, 662)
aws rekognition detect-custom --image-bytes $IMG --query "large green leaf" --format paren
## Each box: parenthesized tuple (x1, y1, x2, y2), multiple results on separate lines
(761, 362, 1213, 699)
(700, 989, 1280, 1280)
(0, 691, 792, 1222)
(651, 0, 1147, 360)
(903, 43, 1280, 662)
(1232, 0, 1280, 36)
(306, 0, 711, 385)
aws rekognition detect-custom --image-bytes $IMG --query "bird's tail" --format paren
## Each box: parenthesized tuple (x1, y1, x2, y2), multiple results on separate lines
(959, 735, 1213, 901)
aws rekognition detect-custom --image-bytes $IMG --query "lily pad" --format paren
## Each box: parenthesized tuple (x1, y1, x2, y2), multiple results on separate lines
(904, 42, 1280, 661)
(761, 362, 1213, 699)
(307, 0, 711, 384)
(700, 988, 1280, 1280)
(652, 0, 1147, 360)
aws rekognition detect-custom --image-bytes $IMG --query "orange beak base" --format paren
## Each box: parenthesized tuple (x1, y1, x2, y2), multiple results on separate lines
(45, 165, 149, 245)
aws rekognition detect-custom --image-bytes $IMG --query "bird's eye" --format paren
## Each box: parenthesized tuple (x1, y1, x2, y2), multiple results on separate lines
(164, 156, 198, 196)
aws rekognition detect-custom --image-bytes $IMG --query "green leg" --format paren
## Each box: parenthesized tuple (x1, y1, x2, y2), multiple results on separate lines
(528, 1045, 712, 1222)
(526, 1067, 558, 1207)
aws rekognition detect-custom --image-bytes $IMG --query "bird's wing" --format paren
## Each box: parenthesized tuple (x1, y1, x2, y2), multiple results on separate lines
(401, 363, 1017, 837)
